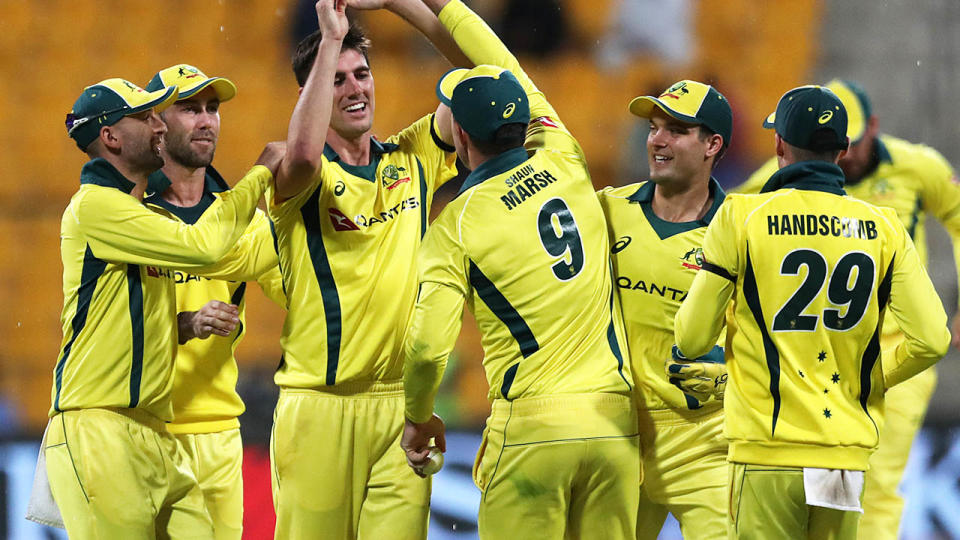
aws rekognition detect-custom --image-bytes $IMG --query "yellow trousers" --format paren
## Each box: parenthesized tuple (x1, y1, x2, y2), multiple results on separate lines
(475, 393, 640, 539)
(174, 429, 244, 540)
(45, 408, 213, 539)
(271, 382, 430, 540)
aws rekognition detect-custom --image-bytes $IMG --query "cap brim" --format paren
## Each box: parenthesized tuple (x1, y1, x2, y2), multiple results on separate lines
(761, 111, 776, 129)
(128, 85, 179, 115)
(436, 68, 470, 106)
(180, 77, 238, 102)
(628, 96, 700, 125)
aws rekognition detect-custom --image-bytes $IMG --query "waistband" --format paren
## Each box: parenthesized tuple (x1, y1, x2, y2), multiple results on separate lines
(280, 379, 404, 398)
(55, 407, 167, 432)
(166, 417, 240, 434)
(638, 401, 724, 427)
(489, 393, 637, 445)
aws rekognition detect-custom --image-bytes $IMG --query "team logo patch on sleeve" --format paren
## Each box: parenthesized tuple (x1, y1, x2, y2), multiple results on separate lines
(532, 116, 559, 129)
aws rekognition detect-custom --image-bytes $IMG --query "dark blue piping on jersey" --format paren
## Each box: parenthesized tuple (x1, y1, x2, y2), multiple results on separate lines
(54, 245, 108, 412)
(468, 260, 539, 399)
(301, 186, 343, 386)
(321, 139, 399, 182)
(606, 290, 632, 391)
(907, 197, 922, 239)
(742, 246, 782, 437)
(627, 178, 726, 240)
(126, 264, 145, 408)
(231, 282, 247, 343)
(417, 158, 427, 238)
(858, 257, 893, 438)
(458, 147, 528, 196)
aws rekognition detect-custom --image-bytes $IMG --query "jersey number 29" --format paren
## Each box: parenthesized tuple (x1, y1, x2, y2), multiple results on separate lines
(772, 249, 876, 332)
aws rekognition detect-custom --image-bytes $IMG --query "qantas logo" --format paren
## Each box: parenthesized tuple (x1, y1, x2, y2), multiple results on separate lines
(328, 208, 360, 231)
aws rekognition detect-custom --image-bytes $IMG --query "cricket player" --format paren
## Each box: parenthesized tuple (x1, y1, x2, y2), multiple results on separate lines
(264, 0, 470, 537)
(47, 78, 280, 538)
(674, 85, 950, 539)
(400, 1, 639, 537)
(142, 64, 286, 539)
(597, 80, 732, 539)
(735, 79, 960, 540)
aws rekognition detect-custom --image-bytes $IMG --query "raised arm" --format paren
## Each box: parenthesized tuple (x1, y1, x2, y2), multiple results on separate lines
(274, 0, 350, 201)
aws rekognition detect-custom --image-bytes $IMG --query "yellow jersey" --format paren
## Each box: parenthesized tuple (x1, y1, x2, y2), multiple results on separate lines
(598, 179, 725, 411)
(145, 167, 285, 433)
(676, 160, 950, 470)
(404, 0, 631, 423)
(736, 134, 960, 356)
(52, 158, 271, 421)
(266, 114, 457, 388)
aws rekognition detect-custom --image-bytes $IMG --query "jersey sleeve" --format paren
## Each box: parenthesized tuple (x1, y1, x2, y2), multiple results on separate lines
(675, 202, 738, 359)
(403, 281, 465, 423)
(437, 0, 583, 159)
(388, 114, 458, 193)
(404, 209, 470, 422)
(73, 165, 271, 268)
(883, 212, 951, 388)
(188, 209, 286, 307)
(267, 159, 326, 219)
(913, 145, 960, 309)
(733, 157, 779, 194)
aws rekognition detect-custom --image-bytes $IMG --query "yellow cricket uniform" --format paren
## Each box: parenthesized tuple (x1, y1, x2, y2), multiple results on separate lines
(737, 135, 960, 539)
(676, 160, 950, 538)
(48, 158, 271, 539)
(598, 180, 727, 540)
(266, 111, 457, 539)
(145, 167, 285, 540)
(403, 2, 639, 538)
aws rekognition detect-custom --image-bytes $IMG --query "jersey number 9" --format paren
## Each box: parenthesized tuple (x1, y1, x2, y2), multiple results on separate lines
(537, 198, 584, 281)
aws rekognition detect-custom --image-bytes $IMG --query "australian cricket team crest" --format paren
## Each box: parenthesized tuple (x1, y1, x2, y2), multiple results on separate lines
(381, 164, 411, 190)
(660, 81, 690, 100)
(680, 247, 704, 270)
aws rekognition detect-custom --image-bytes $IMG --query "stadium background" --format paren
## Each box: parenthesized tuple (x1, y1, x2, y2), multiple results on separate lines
(0, 0, 958, 538)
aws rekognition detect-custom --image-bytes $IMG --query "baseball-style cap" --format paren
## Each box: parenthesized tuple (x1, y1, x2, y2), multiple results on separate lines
(146, 64, 237, 102)
(628, 80, 733, 149)
(436, 65, 530, 143)
(762, 85, 849, 152)
(66, 78, 179, 151)
(824, 79, 872, 143)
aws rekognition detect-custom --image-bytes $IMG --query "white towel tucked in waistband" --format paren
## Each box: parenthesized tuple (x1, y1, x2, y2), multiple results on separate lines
(803, 467, 864, 513)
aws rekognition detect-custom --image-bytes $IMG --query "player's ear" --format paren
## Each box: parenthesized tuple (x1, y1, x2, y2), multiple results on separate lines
(774, 133, 785, 159)
(705, 133, 723, 159)
(99, 125, 122, 152)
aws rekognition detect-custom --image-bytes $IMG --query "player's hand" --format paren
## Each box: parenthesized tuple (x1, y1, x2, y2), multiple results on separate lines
(316, 0, 350, 41)
(665, 345, 728, 402)
(950, 312, 960, 350)
(178, 301, 240, 344)
(401, 414, 446, 478)
(345, 0, 394, 11)
(255, 141, 286, 178)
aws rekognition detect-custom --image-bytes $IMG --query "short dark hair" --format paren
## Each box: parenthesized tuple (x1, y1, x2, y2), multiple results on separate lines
(469, 123, 527, 156)
(697, 125, 726, 166)
(790, 129, 846, 162)
(292, 24, 371, 87)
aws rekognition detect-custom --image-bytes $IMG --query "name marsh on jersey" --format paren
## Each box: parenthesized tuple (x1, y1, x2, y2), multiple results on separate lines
(767, 214, 878, 240)
(501, 164, 559, 210)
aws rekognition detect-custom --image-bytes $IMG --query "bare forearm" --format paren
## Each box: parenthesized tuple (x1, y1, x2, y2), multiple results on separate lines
(278, 36, 343, 199)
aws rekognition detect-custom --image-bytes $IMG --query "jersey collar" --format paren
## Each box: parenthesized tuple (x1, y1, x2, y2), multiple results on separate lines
(760, 161, 846, 196)
(79, 158, 137, 194)
(626, 177, 727, 239)
(143, 165, 228, 224)
(322, 138, 400, 182)
(458, 147, 529, 196)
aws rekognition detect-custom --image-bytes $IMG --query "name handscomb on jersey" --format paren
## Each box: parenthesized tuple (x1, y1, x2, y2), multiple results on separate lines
(767, 214, 878, 240)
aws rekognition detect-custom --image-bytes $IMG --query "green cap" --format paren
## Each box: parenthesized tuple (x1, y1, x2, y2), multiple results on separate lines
(762, 85, 849, 152)
(824, 79, 872, 143)
(146, 64, 237, 102)
(628, 80, 733, 149)
(436, 65, 530, 143)
(66, 78, 178, 151)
